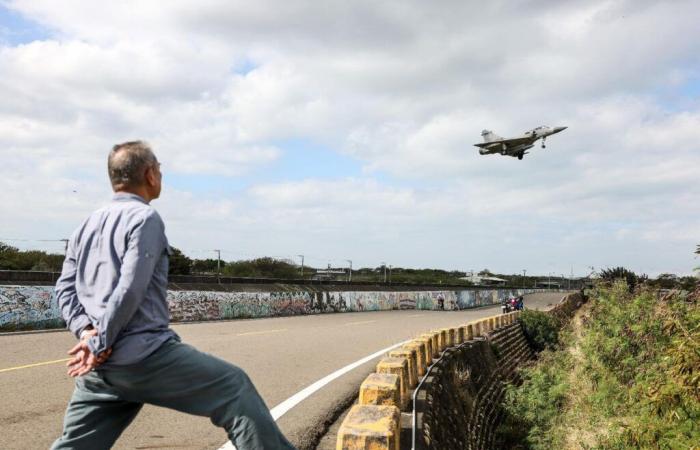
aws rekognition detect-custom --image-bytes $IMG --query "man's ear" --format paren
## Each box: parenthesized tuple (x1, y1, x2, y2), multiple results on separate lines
(145, 166, 156, 186)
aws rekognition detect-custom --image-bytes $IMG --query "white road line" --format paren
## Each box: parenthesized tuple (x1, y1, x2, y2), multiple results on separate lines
(344, 320, 376, 326)
(236, 328, 286, 336)
(217, 339, 410, 450)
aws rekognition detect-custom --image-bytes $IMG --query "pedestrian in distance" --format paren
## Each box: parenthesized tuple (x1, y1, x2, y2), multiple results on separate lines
(52, 141, 296, 450)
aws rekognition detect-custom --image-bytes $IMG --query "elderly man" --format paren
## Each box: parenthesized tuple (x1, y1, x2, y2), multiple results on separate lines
(52, 141, 295, 450)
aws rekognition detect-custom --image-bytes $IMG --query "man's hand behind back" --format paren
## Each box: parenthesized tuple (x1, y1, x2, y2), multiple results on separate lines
(66, 328, 113, 377)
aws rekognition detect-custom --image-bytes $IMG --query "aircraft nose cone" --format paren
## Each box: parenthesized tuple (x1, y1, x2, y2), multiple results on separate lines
(553, 126, 567, 133)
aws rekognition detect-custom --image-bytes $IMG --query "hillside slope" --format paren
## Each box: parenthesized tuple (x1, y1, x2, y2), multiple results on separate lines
(498, 282, 699, 449)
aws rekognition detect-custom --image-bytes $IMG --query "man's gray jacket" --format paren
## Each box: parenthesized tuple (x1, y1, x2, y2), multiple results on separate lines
(55, 192, 177, 366)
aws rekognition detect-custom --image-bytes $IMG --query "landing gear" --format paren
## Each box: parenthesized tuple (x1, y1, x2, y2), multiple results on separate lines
(517, 152, 524, 160)
(541, 137, 546, 149)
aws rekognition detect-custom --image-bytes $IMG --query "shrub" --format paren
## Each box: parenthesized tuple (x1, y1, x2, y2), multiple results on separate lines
(501, 283, 700, 449)
(499, 349, 571, 449)
(519, 309, 559, 352)
(599, 266, 646, 292)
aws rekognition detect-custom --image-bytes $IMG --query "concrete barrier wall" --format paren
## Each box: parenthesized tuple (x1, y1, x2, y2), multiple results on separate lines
(335, 310, 525, 449)
(1, 285, 548, 331)
(412, 293, 584, 450)
(0, 285, 63, 331)
(335, 293, 584, 450)
(415, 321, 532, 449)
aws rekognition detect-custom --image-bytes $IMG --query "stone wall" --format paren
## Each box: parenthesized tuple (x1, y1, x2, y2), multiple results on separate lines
(0, 285, 548, 331)
(415, 323, 533, 450)
(412, 293, 583, 450)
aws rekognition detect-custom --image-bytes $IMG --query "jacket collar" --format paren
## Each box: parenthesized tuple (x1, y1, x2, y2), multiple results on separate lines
(112, 192, 148, 204)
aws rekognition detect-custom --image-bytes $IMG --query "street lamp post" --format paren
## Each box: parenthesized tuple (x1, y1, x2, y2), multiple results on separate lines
(389, 265, 392, 284)
(346, 259, 352, 282)
(381, 262, 387, 283)
(214, 249, 221, 280)
(297, 254, 304, 278)
(522, 269, 526, 288)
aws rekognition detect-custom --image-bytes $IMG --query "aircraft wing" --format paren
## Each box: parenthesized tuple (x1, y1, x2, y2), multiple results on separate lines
(474, 136, 535, 148)
(492, 136, 535, 146)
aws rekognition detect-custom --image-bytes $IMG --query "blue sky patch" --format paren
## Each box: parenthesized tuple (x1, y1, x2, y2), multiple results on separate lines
(231, 58, 259, 76)
(165, 139, 366, 195)
(0, 4, 50, 45)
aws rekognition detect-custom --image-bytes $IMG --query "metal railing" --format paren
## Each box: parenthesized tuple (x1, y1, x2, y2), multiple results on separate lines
(411, 336, 486, 450)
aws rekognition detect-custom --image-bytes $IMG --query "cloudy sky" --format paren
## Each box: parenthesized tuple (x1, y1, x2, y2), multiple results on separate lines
(1, 0, 699, 276)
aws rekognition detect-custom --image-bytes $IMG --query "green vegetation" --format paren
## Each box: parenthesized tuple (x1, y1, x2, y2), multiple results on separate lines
(0, 241, 476, 283)
(1, 240, 694, 288)
(168, 247, 193, 275)
(0, 242, 64, 271)
(519, 309, 560, 352)
(647, 273, 698, 291)
(499, 281, 700, 449)
(223, 257, 299, 279)
(348, 267, 473, 285)
(599, 266, 647, 292)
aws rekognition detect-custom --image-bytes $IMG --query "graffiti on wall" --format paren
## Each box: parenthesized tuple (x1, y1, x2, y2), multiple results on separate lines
(0, 285, 545, 330)
(0, 286, 63, 330)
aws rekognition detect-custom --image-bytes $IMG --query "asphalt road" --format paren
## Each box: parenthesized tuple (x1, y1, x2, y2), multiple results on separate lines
(0, 292, 565, 450)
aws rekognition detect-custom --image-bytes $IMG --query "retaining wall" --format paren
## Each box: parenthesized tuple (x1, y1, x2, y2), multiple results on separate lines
(0, 285, 548, 331)
(416, 322, 532, 449)
(413, 292, 583, 450)
(334, 293, 583, 450)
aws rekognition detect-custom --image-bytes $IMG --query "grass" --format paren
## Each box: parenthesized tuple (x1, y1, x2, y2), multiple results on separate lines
(497, 281, 700, 449)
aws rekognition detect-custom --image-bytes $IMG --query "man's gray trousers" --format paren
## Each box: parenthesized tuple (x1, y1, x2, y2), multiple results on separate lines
(51, 338, 296, 450)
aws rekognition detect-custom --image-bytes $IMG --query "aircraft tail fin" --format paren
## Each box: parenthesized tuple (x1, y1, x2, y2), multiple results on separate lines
(481, 129, 503, 143)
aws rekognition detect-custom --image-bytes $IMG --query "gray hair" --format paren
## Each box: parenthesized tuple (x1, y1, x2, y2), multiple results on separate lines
(108, 141, 157, 189)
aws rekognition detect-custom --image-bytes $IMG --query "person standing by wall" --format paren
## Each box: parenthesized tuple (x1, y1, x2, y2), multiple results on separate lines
(52, 141, 296, 450)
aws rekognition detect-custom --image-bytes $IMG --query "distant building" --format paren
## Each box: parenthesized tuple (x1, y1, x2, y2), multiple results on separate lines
(536, 280, 561, 289)
(460, 274, 507, 286)
(311, 268, 348, 281)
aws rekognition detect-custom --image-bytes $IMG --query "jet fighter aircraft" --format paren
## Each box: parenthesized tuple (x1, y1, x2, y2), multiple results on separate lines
(474, 125, 567, 160)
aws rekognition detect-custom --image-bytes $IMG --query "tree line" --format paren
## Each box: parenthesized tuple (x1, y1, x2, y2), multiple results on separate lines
(2, 241, 697, 288)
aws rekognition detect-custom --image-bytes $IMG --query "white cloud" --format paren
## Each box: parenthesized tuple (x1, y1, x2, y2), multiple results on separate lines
(1, 0, 699, 275)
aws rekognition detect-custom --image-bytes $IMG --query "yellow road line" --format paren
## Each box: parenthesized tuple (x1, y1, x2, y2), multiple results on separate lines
(345, 320, 376, 326)
(236, 329, 287, 337)
(0, 358, 71, 373)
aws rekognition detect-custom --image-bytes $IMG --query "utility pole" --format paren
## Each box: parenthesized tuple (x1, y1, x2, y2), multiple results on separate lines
(381, 262, 387, 283)
(214, 249, 221, 279)
(298, 255, 304, 278)
(346, 259, 352, 282)
(522, 269, 526, 288)
(548, 272, 551, 290)
(60, 238, 69, 256)
(389, 265, 392, 284)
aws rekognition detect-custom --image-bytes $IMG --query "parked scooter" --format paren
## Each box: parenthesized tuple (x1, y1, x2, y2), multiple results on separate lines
(502, 296, 525, 314)
(501, 297, 516, 314)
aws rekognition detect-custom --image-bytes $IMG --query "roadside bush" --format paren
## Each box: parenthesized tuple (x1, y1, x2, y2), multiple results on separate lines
(599, 266, 646, 292)
(499, 349, 571, 449)
(519, 309, 559, 352)
(500, 282, 700, 449)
